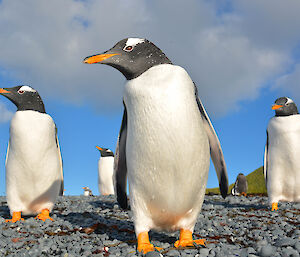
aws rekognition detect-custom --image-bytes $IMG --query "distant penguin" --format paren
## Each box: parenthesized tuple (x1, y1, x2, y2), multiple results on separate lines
(264, 97, 300, 211)
(96, 146, 114, 195)
(0, 85, 64, 222)
(84, 38, 228, 254)
(231, 173, 248, 196)
(82, 187, 93, 196)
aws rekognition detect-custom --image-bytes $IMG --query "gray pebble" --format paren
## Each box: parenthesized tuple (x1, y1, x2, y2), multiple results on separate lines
(144, 251, 162, 257)
(294, 241, 300, 252)
(281, 247, 300, 257)
(275, 238, 296, 247)
(199, 248, 210, 256)
(165, 249, 180, 256)
(259, 245, 276, 257)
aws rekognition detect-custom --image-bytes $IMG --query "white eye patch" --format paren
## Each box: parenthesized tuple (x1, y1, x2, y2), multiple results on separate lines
(123, 38, 145, 51)
(19, 86, 36, 92)
(286, 97, 294, 104)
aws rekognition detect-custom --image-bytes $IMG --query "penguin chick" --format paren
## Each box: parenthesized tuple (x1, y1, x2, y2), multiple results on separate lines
(231, 173, 248, 196)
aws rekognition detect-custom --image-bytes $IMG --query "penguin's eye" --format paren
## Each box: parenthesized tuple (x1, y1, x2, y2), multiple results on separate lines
(123, 45, 133, 52)
(18, 90, 25, 94)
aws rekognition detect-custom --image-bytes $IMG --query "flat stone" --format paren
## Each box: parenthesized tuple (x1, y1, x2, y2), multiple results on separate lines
(275, 238, 295, 247)
(259, 245, 276, 257)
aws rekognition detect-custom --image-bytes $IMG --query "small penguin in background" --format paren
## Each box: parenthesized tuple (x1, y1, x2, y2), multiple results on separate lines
(96, 146, 115, 195)
(264, 97, 300, 211)
(84, 38, 228, 254)
(82, 187, 93, 196)
(0, 85, 64, 222)
(231, 173, 248, 196)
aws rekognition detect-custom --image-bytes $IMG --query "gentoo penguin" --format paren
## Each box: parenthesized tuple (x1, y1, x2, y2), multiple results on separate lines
(0, 85, 64, 222)
(82, 186, 93, 196)
(264, 97, 300, 211)
(96, 146, 115, 195)
(84, 38, 228, 254)
(231, 173, 248, 196)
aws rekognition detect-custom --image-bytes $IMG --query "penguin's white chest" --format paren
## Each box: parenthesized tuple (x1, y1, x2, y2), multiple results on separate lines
(98, 156, 114, 195)
(84, 191, 90, 196)
(124, 64, 210, 219)
(6, 111, 62, 214)
(267, 115, 300, 202)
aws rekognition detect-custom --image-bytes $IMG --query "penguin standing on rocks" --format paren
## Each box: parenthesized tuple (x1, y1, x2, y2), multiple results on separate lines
(82, 187, 93, 196)
(96, 146, 115, 195)
(231, 173, 248, 196)
(0, 85, 64, 222)
(264, 97, 300, 211)
(84, 38, 228, 254)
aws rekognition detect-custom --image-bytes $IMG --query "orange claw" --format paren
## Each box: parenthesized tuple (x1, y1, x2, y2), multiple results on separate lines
(271, 202, 278, 211)
(174, 229, 206, 248)
(35, 209, 54, 221)
(137, 231, 162, 254)
(5, 211, 24, 223)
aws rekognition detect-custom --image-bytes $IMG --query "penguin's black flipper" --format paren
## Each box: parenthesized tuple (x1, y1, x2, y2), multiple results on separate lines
(55, 126, 64, 196)
(114, 105, 129, 209)
(263, 131, 269, 187)
(232, 179, 238, 196)
(194, 85, 228, 198)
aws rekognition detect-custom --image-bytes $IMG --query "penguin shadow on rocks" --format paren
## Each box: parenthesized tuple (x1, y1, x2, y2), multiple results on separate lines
(88, 197, 178, 245)
(57, 196, 178, 248)
(55, 196, 136, 244)
(204, 197, 269, 211)
(1, 180, 62, 220)
(88, 195, 117, 209)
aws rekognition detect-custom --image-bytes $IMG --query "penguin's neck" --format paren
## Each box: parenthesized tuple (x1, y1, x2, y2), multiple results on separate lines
(17, 102, 46, 113)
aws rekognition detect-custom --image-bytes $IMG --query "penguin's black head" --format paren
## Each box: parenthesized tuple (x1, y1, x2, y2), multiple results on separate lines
(0, 85, 45, 113)
(237, 173, 246, 181)
(84, 38, 172, 80)
(96, 146, 114, 157)
(272, 97, 298, 117)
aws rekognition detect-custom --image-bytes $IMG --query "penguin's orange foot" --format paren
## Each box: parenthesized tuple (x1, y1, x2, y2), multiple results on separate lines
(271, 202, 278, 211)
(5, 212, 24, 223)
(137, 231, 162, 254)
(35, 209, 53, 221)
(174, 229, 206, 248)
(241, 192, 247, 197)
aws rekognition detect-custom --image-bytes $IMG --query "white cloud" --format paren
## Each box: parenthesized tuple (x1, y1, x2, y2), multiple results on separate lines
(191, 27, 289, 116)
(0, 0, 299, 116)
(0, 102, 13, 123)
(275, 63, 300, 101)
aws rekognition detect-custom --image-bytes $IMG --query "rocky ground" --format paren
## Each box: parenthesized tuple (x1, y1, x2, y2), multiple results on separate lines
(0, 195, 299, 257)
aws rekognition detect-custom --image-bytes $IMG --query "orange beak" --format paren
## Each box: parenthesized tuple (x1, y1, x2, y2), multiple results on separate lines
(96, 146, 103, 151)
(0, 88, 10, 94)
(272, 104, 283, 110)
(83, 53, 120, 64)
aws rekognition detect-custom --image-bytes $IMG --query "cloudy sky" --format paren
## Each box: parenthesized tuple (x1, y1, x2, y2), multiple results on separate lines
(0, 0, 299, 195)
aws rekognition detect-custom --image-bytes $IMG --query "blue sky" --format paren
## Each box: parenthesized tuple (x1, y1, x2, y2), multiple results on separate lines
(0, 0, 300, 195)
